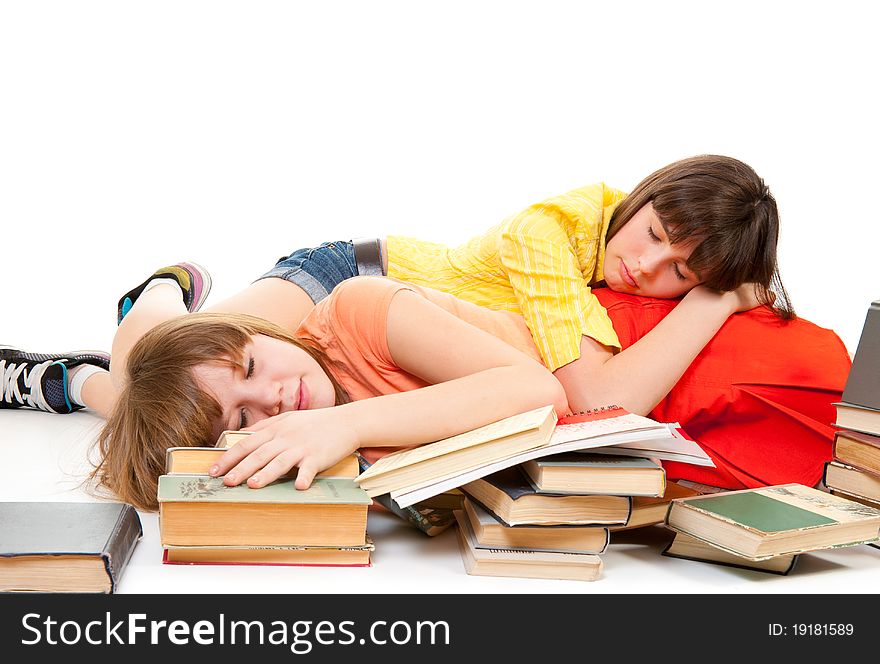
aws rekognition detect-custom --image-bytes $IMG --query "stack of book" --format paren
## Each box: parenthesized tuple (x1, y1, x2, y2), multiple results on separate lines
(354, 403, 717, 581)
(455, 451, 679, 581)
(663, 483, 880, 575)
(825, 299, 880, 509)
(159, 442, 374, 566)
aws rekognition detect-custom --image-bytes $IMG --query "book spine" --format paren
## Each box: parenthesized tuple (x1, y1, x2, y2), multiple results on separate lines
(103, 505, 143, 593)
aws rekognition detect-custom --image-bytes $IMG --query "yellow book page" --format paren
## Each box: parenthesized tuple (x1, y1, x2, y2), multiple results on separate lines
(356, 406, 555, 482)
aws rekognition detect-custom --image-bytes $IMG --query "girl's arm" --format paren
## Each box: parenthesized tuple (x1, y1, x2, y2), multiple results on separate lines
(211, 287, 568, 490)
(554, 284, 761, 415)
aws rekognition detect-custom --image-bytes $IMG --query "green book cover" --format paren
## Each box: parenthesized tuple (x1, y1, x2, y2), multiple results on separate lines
(533, 453, 661, 470)
(680, 484, 880, 533)
(157, 476, 372, 506)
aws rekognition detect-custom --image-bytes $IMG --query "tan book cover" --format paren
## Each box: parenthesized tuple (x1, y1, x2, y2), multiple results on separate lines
(356, 406, 557, 488)
(454, 509, 603, 581)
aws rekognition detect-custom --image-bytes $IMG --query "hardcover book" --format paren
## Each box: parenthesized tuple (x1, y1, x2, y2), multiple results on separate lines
(662, 531, 799, 575)
(522, 453, 666, 496)
(163, 536, 375, 567)
(827, 489, 880, 509)
(0, 502, 142, 593)
(461, 466, 631, 526)
(841, 299, 880, 411)
(216, 430, 253, 448)
(833, 402, 880, 437)
(823, 461, 880, 504)
(832, 429, 880, 476)
(158, 476, 372, 547)
(453, 509, 603, 582)
(665, 483, 880, 560)
(165, 447, 360, 478)
(462, 497, 609, 554)
(610, 481, 702, 531)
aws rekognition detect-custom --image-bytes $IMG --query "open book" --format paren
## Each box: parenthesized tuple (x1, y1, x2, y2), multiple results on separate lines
(357, 405, 691, 509)
(585, 424, 714, 466)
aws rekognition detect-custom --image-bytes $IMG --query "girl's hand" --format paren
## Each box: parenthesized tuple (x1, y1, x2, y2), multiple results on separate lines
(728, 282, 765, 313)
(209, 408, 360, 490)
(684, 283, 763, 314)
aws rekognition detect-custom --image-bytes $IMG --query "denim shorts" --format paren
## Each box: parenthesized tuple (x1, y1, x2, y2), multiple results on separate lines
(258, 240, 384, 304)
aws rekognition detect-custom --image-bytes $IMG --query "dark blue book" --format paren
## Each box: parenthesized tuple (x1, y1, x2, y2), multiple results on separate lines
(0, 502, 142, 593)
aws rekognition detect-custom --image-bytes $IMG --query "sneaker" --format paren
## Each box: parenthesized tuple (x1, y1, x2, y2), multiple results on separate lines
(0, 347, 111, 414)
(117, 262, 212, 324)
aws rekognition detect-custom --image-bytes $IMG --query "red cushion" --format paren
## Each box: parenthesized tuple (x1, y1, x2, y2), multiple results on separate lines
(592, 289, 852, 489)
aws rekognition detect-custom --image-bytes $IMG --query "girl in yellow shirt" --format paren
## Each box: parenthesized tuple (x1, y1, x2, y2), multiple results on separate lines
(244, 153, 787, 415)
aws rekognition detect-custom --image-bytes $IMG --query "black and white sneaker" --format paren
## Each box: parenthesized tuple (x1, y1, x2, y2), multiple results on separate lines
(0, 347, 110, 414)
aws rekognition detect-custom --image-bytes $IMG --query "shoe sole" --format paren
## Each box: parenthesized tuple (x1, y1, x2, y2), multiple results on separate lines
(179, 261, 212, 313)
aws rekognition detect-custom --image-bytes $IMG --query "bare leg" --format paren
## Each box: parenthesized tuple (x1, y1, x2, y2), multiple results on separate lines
(79, 371, 116, 418)
(75, 283, 190, 417)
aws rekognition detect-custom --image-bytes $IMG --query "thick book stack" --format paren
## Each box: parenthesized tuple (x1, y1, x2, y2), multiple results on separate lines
(1, 502, 142, 593)
(826, 299, 880, 508)
(160, 444, 374, 566)
(456, 449, 683, 581)
(663, 483, 880, 575)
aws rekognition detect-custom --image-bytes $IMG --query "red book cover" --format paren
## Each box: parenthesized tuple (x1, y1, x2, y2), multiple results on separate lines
(162, 549, 372, 567)
(557, 405, 628, 426)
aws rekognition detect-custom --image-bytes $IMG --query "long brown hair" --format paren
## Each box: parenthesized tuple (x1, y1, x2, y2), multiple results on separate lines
(607, 155, 793, 318)
(89, 312, 349, 511)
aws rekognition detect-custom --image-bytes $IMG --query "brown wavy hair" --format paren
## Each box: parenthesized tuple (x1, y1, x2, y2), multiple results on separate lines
(607, 154, 793, 318)
(89, 312, 349, 511)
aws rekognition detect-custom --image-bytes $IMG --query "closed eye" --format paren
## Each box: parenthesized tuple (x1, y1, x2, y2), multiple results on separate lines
(672, 263, 687, 281)
(647, 226, 661, 242)
(246, 357, 255, 379)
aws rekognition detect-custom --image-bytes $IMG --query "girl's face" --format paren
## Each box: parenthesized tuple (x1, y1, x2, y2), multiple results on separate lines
(192, 334, 336, 435)
(602, 202, 702, 298)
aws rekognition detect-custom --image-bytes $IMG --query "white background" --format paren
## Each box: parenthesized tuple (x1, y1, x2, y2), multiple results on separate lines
(2, 0, 877, 354)
(2, 1, 879, 595)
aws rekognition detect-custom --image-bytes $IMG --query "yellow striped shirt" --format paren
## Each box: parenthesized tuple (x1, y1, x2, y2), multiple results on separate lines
(386, 183, 627, 371)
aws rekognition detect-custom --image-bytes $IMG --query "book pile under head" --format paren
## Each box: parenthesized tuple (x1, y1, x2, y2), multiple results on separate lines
(159, 445, 373, 567)
(662, 483, 880, 575)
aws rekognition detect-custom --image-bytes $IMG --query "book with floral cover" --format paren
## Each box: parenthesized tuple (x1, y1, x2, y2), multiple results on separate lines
(158, 475, 371, 547)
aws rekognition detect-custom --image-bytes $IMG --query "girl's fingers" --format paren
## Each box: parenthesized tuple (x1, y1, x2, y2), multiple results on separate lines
(211, 429, 272, 477)
(225, 441, 285, 486)
(294, 462, 318, 491)
(246, 449, 302, 489)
